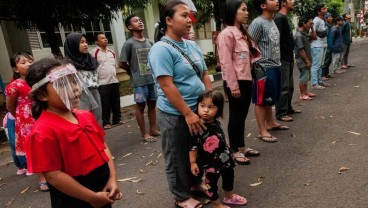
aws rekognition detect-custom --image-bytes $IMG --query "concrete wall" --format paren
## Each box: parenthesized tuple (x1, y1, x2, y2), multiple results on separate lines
(196, 39, 214, 54)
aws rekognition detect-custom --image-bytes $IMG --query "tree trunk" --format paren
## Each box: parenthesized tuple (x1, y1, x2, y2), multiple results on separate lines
(42, 23, 63, 59)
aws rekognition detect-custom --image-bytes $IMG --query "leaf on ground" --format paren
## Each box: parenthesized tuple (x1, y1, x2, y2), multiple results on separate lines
(348, 144, 357, 146)
(122, 153, 132, 158)
(129, 178, 143, 183)
(347, 131, 361, 136)
(139, 169, 146, 173)
(250, 181, 262, 187)
(332, 140, 340, 144)
(145, 161, 154, 166)
(246, 133, 251, 138)
(157, 153, 162, 159)
(4, 198, 14, 207)
(290, 134, 296, 138)
(148, 153, 155, 157)
(136, 190, 145, 195)
(20, 186, 31, 194)
(145, 147, 152, 149)
(117, 163, 126, 166)
(304, 180, 312, 186)
(354, 86, 360, 88)
(117, 177, 138, 182)
(338, 167, 349, 174)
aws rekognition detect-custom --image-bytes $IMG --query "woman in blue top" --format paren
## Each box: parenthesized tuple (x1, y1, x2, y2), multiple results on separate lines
(148, 1, 211, 207)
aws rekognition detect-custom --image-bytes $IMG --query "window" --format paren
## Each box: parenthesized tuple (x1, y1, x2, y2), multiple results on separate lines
(30, 20, 113, 50)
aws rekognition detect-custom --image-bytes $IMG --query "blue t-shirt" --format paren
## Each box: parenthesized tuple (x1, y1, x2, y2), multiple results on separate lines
(148, 36, 207, 115)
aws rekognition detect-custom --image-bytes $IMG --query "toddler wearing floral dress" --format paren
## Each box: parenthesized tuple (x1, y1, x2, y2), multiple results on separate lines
(189, 90, 247, 208)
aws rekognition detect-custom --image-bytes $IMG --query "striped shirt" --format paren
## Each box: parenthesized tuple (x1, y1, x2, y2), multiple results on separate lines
(248, 16, 281, 68)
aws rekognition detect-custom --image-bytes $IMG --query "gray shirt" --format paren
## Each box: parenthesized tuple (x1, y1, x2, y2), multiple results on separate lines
(248, 16, 281, 68)
(311, 17, 327, 48)
(294, 29, 312, 69)
(120, 38, 154, 87)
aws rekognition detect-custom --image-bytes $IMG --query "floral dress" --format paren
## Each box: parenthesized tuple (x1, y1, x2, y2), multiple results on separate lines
(5, 79, 35, 156)
(189, 120, 235, 173)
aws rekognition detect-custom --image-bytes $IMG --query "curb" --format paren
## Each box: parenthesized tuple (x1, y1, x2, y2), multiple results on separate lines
(120, 72, 222, 107)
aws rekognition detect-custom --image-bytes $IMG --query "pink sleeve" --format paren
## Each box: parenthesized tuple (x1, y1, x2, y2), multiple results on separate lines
(217, 31, 239, 91)
(2, 114, 7, 128)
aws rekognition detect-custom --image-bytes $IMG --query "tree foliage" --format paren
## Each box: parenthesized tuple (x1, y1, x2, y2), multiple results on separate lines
(293, 0, 343, 20)
(0, 0, 150, 57)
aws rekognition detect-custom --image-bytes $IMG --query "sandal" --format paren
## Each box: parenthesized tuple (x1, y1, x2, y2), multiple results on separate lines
(39, 182, 49, 192)
(242, 147, 260, 157)
(150, 131, 161, 137)
(142, 136, 157, 143)
(103, 124, 112, 130)
(175, 198, 203, 208)
(299, 95, 313, 101)
(288, 109, 301, 114)
(267, 124, 289, 131)
(232, 152, 250, 165)
(257, 135, 278, 143)
(113, 120, 125, 126)
(277, 115, 293, 122)
(223, 194, 247, 206)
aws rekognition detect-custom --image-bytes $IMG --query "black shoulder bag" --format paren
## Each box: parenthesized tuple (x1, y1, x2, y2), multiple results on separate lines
(161, 39, 201, 77)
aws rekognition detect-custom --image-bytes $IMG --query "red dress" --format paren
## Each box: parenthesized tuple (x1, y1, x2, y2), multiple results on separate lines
(5, 79, 35, 156)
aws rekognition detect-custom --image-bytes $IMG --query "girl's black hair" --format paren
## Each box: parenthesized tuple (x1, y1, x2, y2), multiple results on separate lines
(10, 52, 34, 80)
(197, 90, 224, 118)
(25, 58, 70, 119)
(154, 0, 187, 42)
(223, 0, 254, 48)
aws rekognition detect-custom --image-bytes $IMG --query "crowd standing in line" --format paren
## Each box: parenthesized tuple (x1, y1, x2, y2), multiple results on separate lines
(1, 0, 357, 207)
(120, 14, 161, 143)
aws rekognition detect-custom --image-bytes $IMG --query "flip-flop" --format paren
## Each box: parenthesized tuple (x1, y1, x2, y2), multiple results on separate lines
(150, 131, 161, 137)
(175, 198, 203, 208)
(307, 93, 317, 97)
(143, 136, 157, 143)
(243, 147, 260, 157)
(223, 194, 247, 206)
(277, 115, 293, 122)
(103, 124, 112, 130)
(39, 182, 49, 192)
(267, 124, 289, 131)
(300, 96, 313, 101)
(232, 152, 250, 165)
(257, 135, 278, 143)
(288, 109, 301, 114)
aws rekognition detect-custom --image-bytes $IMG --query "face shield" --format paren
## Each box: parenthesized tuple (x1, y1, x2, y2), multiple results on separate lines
(32, 64, 98, 111)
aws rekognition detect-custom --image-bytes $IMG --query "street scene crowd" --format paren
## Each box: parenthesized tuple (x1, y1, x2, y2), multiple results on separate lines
(0, 0, 358, 207)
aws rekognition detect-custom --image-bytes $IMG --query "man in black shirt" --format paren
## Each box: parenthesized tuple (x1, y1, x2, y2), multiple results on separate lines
(274, 0, 300, 122)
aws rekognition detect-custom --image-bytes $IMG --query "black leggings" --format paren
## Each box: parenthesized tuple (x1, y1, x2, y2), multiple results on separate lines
(204, 167, 234, 201)
(223, 80, 253, 151)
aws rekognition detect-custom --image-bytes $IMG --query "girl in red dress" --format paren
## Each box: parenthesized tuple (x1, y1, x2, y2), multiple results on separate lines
(26, 58, 122, 208)
(5, 52, 49, 191)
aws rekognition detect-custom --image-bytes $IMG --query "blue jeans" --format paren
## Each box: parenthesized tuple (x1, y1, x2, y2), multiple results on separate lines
(311, 47, 327, 86)
(7, 117, 27, 169)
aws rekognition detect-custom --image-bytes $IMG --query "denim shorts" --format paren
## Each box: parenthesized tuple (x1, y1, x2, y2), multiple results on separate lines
(133, 84, 157, 103)
(298, 68, 311, 84)
(252, 67, 281, 106)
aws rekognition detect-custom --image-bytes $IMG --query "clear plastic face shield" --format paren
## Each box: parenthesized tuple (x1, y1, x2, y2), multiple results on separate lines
(32, 64, 98, 111)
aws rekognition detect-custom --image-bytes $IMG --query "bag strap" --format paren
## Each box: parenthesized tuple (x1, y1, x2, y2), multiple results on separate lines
(161, 39, 200, 77)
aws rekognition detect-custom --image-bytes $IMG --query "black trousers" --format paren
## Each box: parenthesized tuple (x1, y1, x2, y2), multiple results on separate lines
(204, 167, 234, 201)
(98, 83, 121, 125)
(223, 80, 252, 151)
(322, 48, 332, 77)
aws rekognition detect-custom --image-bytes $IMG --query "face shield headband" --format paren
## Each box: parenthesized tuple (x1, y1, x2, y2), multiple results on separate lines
(32, 64, 99, 111)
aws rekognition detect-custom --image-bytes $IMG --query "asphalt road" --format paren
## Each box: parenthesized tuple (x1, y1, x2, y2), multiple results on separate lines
(1, 38, 368, 208)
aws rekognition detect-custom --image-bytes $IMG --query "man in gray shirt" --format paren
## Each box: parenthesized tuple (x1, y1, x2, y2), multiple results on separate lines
(249, 0, 289, 143)
(120, 14, 160, 142)
(310, 3, 330, 89)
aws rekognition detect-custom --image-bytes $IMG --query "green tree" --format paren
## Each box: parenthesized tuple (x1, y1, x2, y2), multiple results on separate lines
(0, 0, 150, 58)
(294, 0, 343, 19)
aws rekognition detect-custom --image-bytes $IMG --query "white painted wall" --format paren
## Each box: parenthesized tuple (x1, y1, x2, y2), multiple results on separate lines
(196, 39, 214, 54)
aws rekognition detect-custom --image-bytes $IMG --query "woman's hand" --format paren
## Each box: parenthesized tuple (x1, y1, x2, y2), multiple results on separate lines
(184, 111, 206, 135)
(231, 88, 241, 98)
